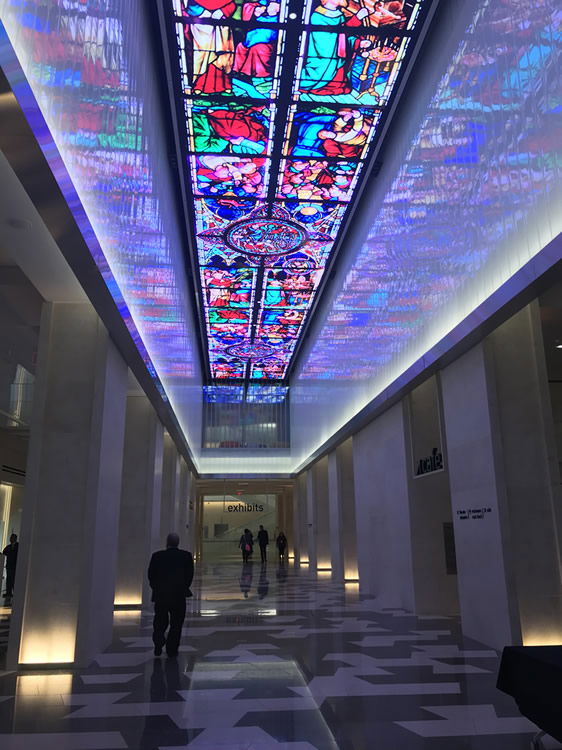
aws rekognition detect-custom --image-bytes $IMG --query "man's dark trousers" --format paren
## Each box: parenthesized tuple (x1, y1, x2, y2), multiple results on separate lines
(153, 598, 186, 656)
(5, 567, 15, 597)
(259, 544, 267, 563)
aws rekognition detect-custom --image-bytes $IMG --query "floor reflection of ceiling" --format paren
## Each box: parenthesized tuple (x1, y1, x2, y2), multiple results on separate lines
(188, 659, 339, 746)
(165, 0, 430, 381)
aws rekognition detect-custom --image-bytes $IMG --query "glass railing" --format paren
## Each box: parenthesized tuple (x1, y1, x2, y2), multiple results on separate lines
(202, 386, 290, 451)
(0, 382, 34, 428)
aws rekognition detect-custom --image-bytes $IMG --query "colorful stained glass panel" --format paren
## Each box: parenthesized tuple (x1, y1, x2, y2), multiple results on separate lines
(177, 0, 285, 23)
(176, 20, 284, 99)
(187, 102, 273, 155)
(203, 386, 244, 403)
(207, 307, 252, 326)
(278, 159, 362, 201)
(213, 359, 247, 378)
(246, 385, 289, 403)
(209, 322, 249, 340)
(297, 33, 410, 106)
(278, 201, 348, 236)
(285, 106, 381, 160)
(202, 266, 255, 287)
(191, 155, 268, 197)
(168, 0, 429, 380)
(303, 0, 424, 29)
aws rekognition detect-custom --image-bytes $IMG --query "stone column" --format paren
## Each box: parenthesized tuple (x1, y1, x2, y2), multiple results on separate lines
(284, 487, 294, 559)
(114, 388, 164, 607)
(442, 304, 562, 649)
(160, 433, 181, 546)
(352, 402, 415, 608)
(308, 457, 331, 573)
(294, 472, 308, 565)
(184, 468, 196, 554)
(177, 459, 190, 549)
(194, 493, 204, 564)
(291, 482, 300, 563)
(489, 303, 562, 645)
(305, 469, 317, 571)
(275, 487, 292, 554)
(338, 439, 358, 582)
(403, 375, 459, 616)
(8, 302, 127, 668)
(328, 450, 344, 581)
(275, 491, 283, 536)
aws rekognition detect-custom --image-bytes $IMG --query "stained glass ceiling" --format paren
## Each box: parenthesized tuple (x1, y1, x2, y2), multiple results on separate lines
(166, 0, 429, 381)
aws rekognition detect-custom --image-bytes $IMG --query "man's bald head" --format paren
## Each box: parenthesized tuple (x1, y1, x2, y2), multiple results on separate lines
(166, 532, 180, 548)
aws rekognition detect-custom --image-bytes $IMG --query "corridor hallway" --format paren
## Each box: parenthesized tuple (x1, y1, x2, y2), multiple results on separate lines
(0, 563, 547, 749)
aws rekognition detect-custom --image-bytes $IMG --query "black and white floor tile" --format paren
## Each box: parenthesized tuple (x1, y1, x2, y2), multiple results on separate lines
(0, 562, 559, 749)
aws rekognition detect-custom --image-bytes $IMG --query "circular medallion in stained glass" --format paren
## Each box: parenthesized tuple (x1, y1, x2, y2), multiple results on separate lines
(225, 218, 307, 257)
(225, 342, 276, 360)
(283, 256, 317, 275)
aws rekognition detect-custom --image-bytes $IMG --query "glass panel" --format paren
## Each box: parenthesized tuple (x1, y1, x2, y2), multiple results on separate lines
(296, 33, 410, 106)
(190, 155, 269, 197)
(187, 101, 274, 156)
(284, 105, 382, 160)
(278, 159, 362, 201)
(175, 20, 284, 99)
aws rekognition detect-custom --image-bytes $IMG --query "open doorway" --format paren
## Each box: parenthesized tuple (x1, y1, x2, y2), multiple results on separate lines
(201, 494, 277, 564)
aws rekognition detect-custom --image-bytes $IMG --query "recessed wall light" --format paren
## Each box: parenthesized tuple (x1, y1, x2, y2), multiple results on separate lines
(289, 11, 297, 18)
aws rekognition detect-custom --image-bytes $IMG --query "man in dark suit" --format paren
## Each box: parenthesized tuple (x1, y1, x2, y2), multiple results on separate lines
(148, 532, 194, 657)
(257, 524, 269, 563)
(2, 533, 18, 601)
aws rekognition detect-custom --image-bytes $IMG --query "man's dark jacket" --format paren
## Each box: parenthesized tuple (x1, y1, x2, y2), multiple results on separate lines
(148, 547, 194, 603)
(2, 542, 18, 569)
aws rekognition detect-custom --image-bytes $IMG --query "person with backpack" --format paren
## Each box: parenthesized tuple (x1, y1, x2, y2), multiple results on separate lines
(239, 528, 253, 562)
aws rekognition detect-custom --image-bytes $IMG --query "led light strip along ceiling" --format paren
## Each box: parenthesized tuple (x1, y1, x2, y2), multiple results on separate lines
(170, 0, 427, 381)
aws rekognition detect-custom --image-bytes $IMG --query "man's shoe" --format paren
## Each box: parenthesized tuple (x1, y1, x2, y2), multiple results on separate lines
(166, 651, 178, 658)
(154, 645, 163, 656)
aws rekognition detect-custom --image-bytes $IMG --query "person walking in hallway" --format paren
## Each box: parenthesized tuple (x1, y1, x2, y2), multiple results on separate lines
(257, 524, 269, 563)
(239, 528, 253, 562)
(148, 532, 194, 657)
(2, 533, 18, 601)
(276, 531, 287, 560)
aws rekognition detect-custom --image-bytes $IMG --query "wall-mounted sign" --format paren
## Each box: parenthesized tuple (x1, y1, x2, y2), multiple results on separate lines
(456, 507, 492, 521)
(415, 447, 443, 476)
(227, 502, 264, 513)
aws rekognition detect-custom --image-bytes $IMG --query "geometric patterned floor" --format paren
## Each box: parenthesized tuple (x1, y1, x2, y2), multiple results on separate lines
(0, 561, 559, 749)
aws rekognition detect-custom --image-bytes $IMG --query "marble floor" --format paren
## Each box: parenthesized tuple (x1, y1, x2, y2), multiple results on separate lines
(0, 561, 558, 749)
